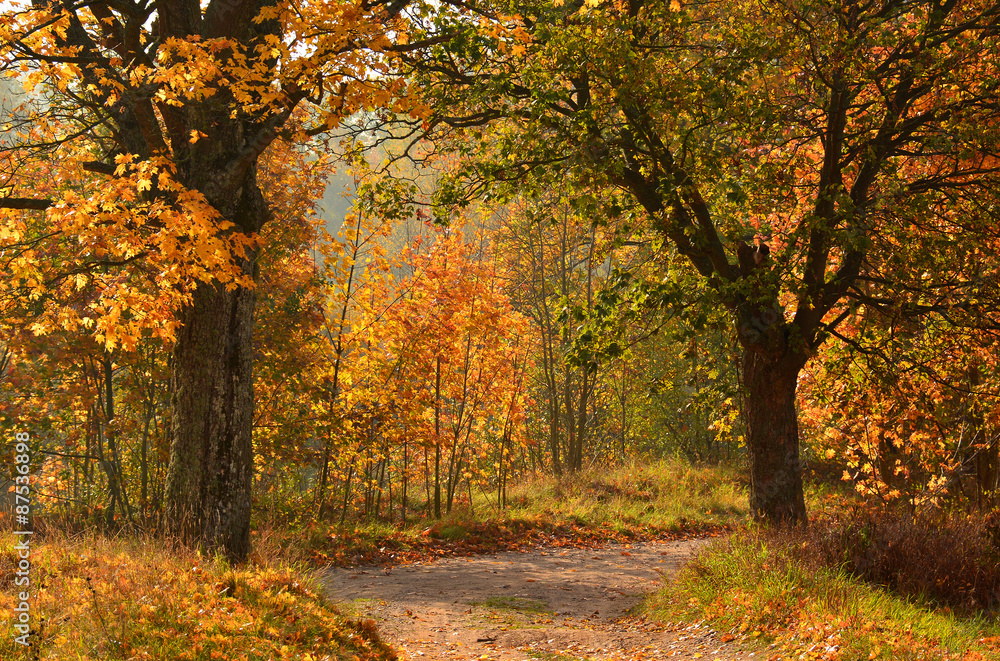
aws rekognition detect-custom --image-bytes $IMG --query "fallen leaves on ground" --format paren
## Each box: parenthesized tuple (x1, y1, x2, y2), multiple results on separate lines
(306, 518, 730, 568)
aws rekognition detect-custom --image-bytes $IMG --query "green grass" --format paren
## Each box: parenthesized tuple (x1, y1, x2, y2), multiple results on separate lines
(292, 457, 747, 566)
(434, 523, 469, 540)
(645, 530, 1000, 661)
(506, 458, 746, 530)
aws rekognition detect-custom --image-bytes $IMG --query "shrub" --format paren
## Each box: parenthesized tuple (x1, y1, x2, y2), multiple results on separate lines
(0, 531, 397, 660)
(809, 506, 1000, 613)
(650, 530, 1000, 660)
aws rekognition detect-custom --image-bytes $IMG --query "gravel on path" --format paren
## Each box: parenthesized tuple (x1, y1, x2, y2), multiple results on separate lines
(319, 538, 760, 660)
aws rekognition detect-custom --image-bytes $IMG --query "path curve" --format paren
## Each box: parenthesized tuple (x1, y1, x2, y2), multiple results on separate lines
(319, 538, 756, 660)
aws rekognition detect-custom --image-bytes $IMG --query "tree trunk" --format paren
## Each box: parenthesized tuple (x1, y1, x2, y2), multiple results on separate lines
(401, 437, 408, 524)
(164, 251, 256, 562)
(977, 431, 999, 507)
(572, 368, 590, 472)
(339, 459, 355, 527)
(140, 406, 151, 510)
(434, 355, 442, 519)
(741, 350, 807, 525)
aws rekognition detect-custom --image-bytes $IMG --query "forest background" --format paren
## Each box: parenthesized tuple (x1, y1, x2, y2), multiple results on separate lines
(2, 0, 1000, 659)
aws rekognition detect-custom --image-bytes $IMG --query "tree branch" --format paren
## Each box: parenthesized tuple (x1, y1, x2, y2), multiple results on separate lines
(0, 197, 53, 210)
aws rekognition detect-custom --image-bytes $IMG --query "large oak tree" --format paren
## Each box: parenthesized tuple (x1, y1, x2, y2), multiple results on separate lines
(0, 0, 415, 560)
(401, 0, 1000, 522)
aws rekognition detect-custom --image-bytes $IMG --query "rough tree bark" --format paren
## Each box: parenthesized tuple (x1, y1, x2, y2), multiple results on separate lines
(734, 241, 809, 525)
(164, 250, 257, 560)
(164, 123, 272, 560)
(741, 350, 807, 524)
(157, 0, 278, 556)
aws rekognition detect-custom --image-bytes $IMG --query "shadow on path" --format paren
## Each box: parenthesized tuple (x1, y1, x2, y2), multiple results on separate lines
(319, 538, 758, 660)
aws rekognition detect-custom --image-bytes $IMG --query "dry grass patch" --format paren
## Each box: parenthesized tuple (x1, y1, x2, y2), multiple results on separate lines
(648, 528, 1000, 661)
(0, 530, 395, 660)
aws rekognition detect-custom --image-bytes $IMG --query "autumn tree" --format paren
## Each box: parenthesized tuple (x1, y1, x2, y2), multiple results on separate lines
(345, 221, 530, 518)
(398, 0, 1000, 523)
(304, 161, 404, 517)
(0, 0, 421, 559)
(0, 114, 346, 540)
(800, 310, 1000, 508)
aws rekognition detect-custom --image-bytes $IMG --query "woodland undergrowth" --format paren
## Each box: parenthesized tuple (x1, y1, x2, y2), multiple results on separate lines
(650, 498, 1000, 661)
(276, 457, 745, 567)
(0, 529, 395, 661)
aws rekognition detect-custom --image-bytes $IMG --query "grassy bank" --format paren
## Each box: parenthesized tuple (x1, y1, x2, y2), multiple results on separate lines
(292, 457, 747, 566)
(0, 457, 745, 658)
(646, 530, 1000, 661)
(0, 531, 395, 660)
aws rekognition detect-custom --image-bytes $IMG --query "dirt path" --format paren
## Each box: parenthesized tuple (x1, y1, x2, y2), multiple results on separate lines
(319, 538, 758, 660)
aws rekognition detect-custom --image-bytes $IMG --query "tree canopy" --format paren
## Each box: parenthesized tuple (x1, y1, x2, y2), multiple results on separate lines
(4, 0, 1000, 561)
(395, 0, 1000, 522)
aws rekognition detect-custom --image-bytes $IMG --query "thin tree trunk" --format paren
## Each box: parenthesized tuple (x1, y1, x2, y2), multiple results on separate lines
(385, 459, 392, 521)
(316, 395, 333, 518)
(317, 444, 331, 518)
(401, 437, 408, 524)
(434, 355, 442, 519)
(424, 448, 431, 515)
(466, 474, 475, 514)
(563, 365, 575, 471)
(447, 418, 476, 513)
(100, 356, 118, 528)
(548, 388, 562, 475)
(572, 368, 591, 472)
(364, 450, 373, 517)
(375, 457, 386, 519)
(497, 432, 507, 512)
(446, 434, 461, 513)
(140, 406, 151, 510)
(339, 459, 355, 528)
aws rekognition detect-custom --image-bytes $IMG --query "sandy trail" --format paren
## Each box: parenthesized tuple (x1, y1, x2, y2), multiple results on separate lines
(319, 538, 757, 660)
